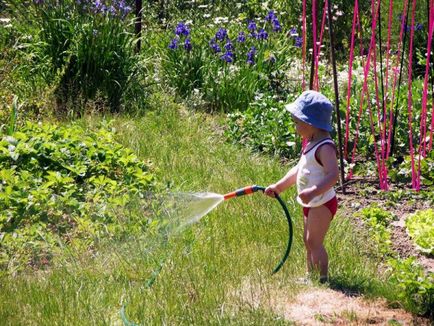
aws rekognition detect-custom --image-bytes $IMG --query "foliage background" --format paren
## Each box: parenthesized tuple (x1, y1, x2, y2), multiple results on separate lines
(0, 0, 433, 322)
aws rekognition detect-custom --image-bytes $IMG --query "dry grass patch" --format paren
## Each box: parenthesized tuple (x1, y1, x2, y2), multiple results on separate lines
(234, 278, 430, 325)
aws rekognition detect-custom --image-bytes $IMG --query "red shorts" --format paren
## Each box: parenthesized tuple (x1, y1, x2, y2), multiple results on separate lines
(303, 196, 338, 218)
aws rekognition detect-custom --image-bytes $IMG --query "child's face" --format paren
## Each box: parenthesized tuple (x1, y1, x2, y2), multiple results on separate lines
(291, 116, 314, 138)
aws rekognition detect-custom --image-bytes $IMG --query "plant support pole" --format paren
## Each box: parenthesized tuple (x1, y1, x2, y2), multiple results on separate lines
(135, 0, 142, 53)
(327, 0, 346, 194)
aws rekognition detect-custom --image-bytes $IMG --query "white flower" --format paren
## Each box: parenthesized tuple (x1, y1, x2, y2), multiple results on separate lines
(214, 17, 229, 24)
(254, 93, 264, 101)
(261, 1, 270, 10)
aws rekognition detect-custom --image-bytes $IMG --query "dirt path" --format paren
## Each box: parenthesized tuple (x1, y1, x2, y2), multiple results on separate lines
(237, 278, 431, 325)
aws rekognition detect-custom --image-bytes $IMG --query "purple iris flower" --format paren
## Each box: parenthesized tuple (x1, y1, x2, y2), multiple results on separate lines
(169, 37, 179, 50)
(272, 18, 282, 32)
(258, 28, 268, 40)
(247, 20, 257, 32)
(215, 28, 228, 41)
(247, 46, 256, 65)
(289, 27, 298, 36)
(108, 5, 116, 15)
(184, 38, 192, 52)
(415, 23, 423, 31)
(175, 22, 190, 36)
(224, 40, 234, 51)
(294, 36, 303, 48)
(118, 0, 132, 18)
(237, 31, 246, 43)
(209, 38, 221, 53)
(221, 51, 234, 63)
(93, 0, 104, 13)
(265, 10, 276, 22)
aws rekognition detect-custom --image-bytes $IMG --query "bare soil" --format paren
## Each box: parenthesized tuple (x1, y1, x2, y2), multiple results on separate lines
(336, 177, 434, 273)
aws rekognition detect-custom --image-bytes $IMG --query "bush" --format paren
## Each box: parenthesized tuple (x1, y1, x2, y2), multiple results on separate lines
(0, 121, 156, 273)
(226, 93, 301, 159)
(5, 0, 145, 115)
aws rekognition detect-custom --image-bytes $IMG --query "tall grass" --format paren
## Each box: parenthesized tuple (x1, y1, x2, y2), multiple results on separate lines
(0, 95, 405, 324)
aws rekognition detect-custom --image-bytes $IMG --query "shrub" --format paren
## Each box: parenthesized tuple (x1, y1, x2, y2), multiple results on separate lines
(0, 121, 156, 272)
(226, 93, 301, 159)
(6, 0, 144, 115)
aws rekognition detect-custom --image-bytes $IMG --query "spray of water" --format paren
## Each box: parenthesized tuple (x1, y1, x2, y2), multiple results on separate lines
(164, 192, 224, 233)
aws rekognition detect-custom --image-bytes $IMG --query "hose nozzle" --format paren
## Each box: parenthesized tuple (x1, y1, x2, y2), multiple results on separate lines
(223, 185, 265, 200)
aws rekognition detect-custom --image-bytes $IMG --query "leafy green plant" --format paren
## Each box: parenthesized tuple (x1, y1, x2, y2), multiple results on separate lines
(7, 96, 20, 135)
(405, 209, 434, 255)
(388, 150, 434, 186)
(226, 93, 301, 158)
(388, 257, 434, 317)
(0, 121, 156, 272)
(358, 205, 395, 256)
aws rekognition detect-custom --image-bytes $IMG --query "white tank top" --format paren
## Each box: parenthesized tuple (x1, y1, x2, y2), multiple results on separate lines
(296, 138, 336, 207)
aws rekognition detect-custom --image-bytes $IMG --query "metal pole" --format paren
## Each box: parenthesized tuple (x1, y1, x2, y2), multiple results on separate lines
(378, 4, 386, 120)
(327, 0, 346, 194)
(135, 0, 142, 53)
(390, 0, 410, 155)
(309, 0, 317, 90)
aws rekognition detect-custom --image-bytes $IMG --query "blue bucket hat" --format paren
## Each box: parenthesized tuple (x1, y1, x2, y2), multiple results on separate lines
(285, 90, 334, 132)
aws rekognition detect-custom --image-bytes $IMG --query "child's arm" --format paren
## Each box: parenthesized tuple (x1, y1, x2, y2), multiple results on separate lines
(264, 164, 299, 197)
(298, 144, 339, 204)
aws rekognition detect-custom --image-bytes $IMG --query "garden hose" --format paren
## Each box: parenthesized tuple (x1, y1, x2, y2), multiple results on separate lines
(223, 185, 293, 274)
(120, 185, 293, 325)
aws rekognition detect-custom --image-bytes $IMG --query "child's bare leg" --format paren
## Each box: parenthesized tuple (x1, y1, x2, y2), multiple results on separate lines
(305, 205, 332, 279)
(303, 215, 313, 272)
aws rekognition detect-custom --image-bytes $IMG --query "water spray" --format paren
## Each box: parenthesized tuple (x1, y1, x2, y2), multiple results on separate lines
(120, 185, 293, 325)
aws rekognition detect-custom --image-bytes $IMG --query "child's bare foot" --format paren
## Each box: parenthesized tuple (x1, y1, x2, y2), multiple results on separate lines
(319, 275, 329, 284)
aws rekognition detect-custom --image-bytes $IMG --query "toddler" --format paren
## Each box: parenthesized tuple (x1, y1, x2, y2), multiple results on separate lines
(265, 90, 339, 283)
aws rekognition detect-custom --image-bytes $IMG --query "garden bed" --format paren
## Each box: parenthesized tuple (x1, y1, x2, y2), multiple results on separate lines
(337, 177, 433, 273)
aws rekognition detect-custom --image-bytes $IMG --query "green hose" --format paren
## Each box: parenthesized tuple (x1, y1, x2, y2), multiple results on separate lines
(252, 186, 293, 274)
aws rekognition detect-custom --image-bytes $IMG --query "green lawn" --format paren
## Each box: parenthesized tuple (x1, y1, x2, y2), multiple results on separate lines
(0, 97, 397, 325)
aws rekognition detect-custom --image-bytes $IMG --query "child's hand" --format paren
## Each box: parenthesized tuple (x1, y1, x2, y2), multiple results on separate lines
(264, 184, 280, 198)
(298, 186, 317, 204)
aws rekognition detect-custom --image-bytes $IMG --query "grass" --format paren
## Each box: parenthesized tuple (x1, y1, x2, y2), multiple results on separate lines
(0, 94, 402, 325)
